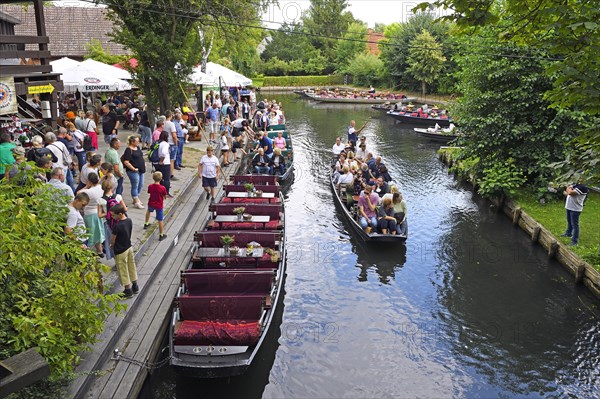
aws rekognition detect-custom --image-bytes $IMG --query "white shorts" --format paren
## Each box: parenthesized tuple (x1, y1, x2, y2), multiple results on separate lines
(210, 121, 220, 133)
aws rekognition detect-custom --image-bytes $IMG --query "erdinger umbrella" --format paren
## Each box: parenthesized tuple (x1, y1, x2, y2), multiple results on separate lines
(60, 64, 132, 92)
(190, 67, 217, 85)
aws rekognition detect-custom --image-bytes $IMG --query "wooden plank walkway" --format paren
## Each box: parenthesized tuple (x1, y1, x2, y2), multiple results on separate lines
(68, 160, 244, 399)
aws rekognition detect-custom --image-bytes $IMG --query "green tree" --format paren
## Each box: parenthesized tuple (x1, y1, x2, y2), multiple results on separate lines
(343, 53, 384, 86)
(451, 32, 579, 196)
(334, 21, 368, 72)
(0, 168, 124, 375)
(100, 0, 266, 112)
(261, 22, 312, 63)
(406, 29, 446, 96)
(302, 0, 357, 73)
(415, 0, 600, 182)
(84, 39, 128, 65)
(380, 13, 454, 92)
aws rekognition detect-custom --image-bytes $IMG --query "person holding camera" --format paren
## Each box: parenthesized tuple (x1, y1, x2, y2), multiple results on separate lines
(561, 183, 589, 246)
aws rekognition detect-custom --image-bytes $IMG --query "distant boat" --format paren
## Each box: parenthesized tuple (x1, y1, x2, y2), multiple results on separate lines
(330, 170, 407, 243)
(387, 109, 452, 127)
(413, 126, 459, 142)
(307, 92, 416, 105)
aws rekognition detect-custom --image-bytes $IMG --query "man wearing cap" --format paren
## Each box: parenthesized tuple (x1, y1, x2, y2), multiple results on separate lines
(198, 145, 220, 202)
(7, 145, 28, 183)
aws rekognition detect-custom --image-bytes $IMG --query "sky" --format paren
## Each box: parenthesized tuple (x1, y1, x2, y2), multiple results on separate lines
(263, 1, 426, 29)
(55, 1, 428, 29)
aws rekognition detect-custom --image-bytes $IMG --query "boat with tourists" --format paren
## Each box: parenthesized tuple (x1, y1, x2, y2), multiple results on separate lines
(307, 92, 415, 105)
(246, 123, 294, 183)
(169, 174, 286, 378)
(329, 169, 408, 243)
(413, 124, 459, 142)
(387, 104, 452, 127)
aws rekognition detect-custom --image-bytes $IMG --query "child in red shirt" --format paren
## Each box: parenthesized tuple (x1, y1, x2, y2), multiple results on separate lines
(144, 171, 168, 240)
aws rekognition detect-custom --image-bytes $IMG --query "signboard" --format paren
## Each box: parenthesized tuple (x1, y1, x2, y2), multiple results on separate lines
(28, 84, 55, 94)
(0, 76, 18, 116)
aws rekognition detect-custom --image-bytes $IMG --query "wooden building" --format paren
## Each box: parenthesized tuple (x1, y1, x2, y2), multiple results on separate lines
(0, 0, 64, 125)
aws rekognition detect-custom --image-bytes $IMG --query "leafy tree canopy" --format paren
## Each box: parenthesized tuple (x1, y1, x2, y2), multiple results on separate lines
(451, 30, 580, 195)
(406, 29, 446, 96)
(379, 13, 454, 92)
(334, 21, 368, 72)
(0, 167, 124, 376)
(302, 0, 357, 72)
(84, 39, 128, 65)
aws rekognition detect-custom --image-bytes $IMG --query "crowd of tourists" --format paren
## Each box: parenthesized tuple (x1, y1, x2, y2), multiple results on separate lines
(331, 120, 407, 237)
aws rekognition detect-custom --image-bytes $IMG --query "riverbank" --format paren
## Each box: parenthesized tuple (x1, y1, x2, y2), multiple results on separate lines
(438, 147, 600, 299)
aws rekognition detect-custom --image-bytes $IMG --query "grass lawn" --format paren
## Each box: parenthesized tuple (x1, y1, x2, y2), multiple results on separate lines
(513, 189, 600, 271)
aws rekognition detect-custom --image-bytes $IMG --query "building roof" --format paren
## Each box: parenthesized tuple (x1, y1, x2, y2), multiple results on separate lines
(0, 5, 129, 58)
(0, 10, 22, 25)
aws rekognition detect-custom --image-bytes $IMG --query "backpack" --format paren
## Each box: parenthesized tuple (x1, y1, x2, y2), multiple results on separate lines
(82, 134, 93, 151)
(103, 194, 120, 230)
(148, 141, 160, 164)
(74, 131, 94, 152)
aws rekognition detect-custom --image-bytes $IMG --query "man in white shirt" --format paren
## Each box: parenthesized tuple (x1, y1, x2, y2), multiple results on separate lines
(163, 110, 178, 180)
(197, 145, 221, 202)
(65, 191, 89, 247)
(332, 136, 346, 156)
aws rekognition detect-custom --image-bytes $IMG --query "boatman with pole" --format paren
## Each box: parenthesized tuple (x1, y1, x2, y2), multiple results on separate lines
(348, 119, 367, 146)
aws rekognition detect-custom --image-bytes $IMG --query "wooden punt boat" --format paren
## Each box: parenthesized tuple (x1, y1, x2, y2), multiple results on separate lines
(330, 170, 407, 243)
(386, 109, 452, 127)
(413, 127, 459, 142)
(306, 92, 416, 105)
(246, 128, 294, 183)
(169, 175, 286, 378)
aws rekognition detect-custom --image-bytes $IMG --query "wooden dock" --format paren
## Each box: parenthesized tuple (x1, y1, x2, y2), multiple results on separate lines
(68, 162, 244, 399)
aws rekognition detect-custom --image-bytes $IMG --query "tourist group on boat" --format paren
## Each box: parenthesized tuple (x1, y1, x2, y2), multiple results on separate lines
(331, 120, 407, 238)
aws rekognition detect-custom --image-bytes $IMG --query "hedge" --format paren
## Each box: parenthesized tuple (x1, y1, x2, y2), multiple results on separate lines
(262, 75, 345, 87)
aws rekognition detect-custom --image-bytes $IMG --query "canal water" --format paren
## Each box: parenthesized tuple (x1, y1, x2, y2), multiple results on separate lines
(141, 95, 600, 398)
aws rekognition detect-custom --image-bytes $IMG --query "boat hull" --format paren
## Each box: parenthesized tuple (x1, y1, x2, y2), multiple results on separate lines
(387, 111, 452, 127)
(308, 93, 415, 104)
(330, 172, 407, 243)
(413, 128, 458, 142)
(169, 193, 287, 378)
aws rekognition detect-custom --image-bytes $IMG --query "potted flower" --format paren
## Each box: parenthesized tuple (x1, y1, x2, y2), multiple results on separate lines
(220, 235, 235, 253)
(233, 207, 246, 220)
(244, 183, 255, 196)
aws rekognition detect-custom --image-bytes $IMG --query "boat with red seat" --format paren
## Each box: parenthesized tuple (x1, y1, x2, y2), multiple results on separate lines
(169, 175, 286, 378)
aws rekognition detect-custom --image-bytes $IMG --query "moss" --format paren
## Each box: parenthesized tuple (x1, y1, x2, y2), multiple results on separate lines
(514, 189, 600, 272)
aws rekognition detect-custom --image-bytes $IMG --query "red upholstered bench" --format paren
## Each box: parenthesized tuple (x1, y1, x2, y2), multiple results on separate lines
(178, 294, 264, 322)
(184, 270, 274, 295)
(174, 320, 260, 346)
(212, 221, 281, 230)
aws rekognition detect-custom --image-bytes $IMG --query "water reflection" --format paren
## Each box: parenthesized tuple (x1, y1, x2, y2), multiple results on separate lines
(354, 241, 407, 284)
(144, 94, 600, 399)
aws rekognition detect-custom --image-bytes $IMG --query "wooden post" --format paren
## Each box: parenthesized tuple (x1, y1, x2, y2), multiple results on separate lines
(513, 207, 522, 225)
(531, 225, 541, 242)
(548, 240, 559, 258)
(33, 0, 48, 66)
(0, 348, 50, 397)
(575, 263, 586, 284)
